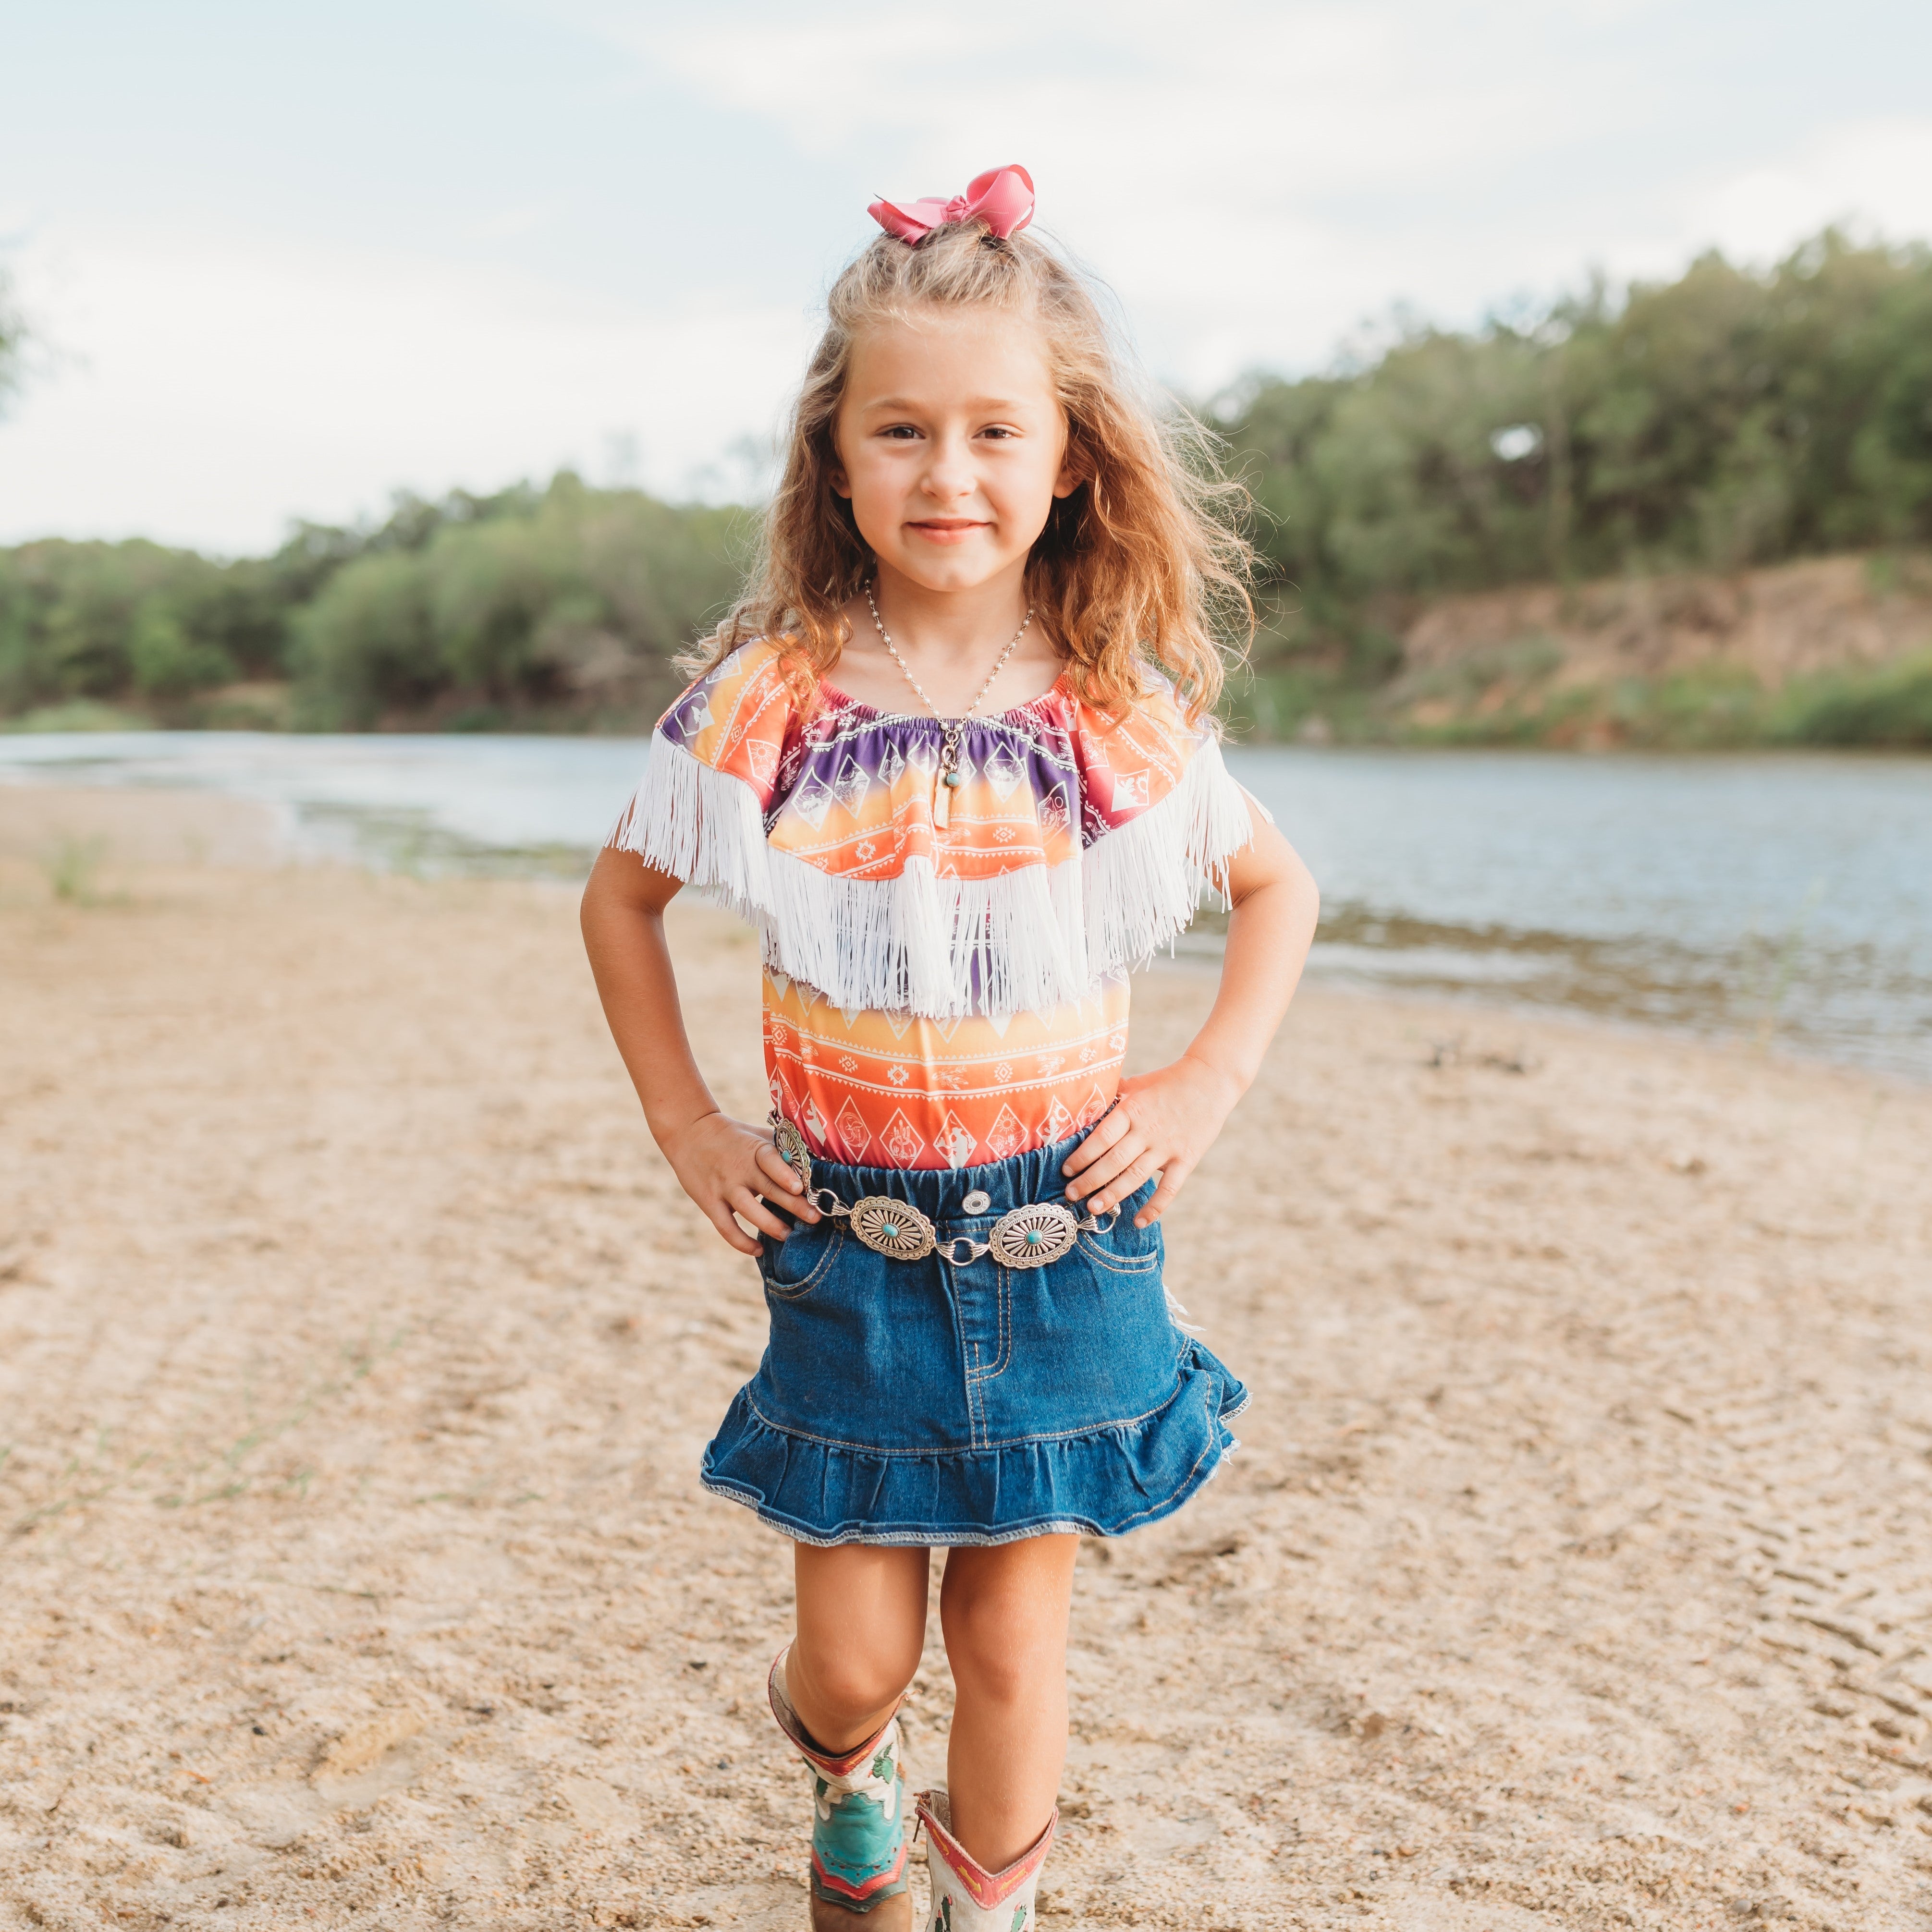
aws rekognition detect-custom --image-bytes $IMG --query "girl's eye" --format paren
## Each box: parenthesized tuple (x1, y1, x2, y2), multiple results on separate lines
(880, 425, 922, 440)
(979, 426, 1018, 440)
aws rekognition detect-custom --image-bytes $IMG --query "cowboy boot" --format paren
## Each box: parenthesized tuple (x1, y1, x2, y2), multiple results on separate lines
(916, 1787, 1056, 1932)
(769, 1651, 913, 1927)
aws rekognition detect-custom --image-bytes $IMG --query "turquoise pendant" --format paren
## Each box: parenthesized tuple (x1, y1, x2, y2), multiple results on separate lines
(943, 769, 965, 788)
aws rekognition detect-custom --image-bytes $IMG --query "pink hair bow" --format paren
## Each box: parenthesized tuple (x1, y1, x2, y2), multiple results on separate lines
(868, 165, 1035, 244)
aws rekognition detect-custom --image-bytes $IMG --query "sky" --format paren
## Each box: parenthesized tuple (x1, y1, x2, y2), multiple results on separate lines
(4, 0, 1932, 557)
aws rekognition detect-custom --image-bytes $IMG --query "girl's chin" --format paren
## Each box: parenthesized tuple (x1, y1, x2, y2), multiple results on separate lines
(876, 544, 1020, 593)
(888, 565, 1015, 597)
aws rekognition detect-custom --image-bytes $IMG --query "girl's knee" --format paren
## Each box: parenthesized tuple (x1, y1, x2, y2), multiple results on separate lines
(947, 1638, 1047, 1707)
(791, 1637, 918, 1725)
(941, 1591, 1067, 1705)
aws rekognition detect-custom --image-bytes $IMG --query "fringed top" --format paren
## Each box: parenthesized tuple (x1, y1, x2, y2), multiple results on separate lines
(607, 638, 1261, 1168)
(610, 637, 1260, 1022)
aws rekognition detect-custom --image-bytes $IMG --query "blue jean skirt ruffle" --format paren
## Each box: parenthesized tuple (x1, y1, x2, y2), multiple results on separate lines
(701, 1132, 1248, 1547)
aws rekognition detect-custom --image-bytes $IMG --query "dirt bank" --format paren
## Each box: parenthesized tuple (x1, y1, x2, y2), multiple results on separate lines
(1401, 552, 1932, 693)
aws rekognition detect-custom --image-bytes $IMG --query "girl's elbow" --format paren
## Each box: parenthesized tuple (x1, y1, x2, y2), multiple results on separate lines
(1260, 824, 1318, 905)
(579, 855, 615, 931)
(1293, 850, 1320, 918)
(582, 848, 680, 929)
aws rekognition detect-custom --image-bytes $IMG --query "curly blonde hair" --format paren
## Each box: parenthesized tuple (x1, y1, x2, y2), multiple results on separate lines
(684, 219, 1254, 723)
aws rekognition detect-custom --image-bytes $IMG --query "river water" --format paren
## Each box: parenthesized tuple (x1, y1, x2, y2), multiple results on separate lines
(3, 732, 1928, 1081)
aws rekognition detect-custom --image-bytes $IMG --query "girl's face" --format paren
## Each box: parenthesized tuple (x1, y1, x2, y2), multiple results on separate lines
(831, 306, 1080, 596)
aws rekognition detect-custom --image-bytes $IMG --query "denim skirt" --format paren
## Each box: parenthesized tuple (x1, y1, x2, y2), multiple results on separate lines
(700, 1133, 1249, 1547)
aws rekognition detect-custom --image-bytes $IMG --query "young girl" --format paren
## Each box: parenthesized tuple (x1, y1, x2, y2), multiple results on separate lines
(582, 166, 1319, 1931)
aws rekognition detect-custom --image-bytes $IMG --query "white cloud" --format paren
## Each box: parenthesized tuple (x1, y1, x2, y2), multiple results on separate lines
(1689, 119, 1932, 265)
(636, 7, 1932, 393)
(619, 1, 1661, 380)
(0, 227, 814, 554)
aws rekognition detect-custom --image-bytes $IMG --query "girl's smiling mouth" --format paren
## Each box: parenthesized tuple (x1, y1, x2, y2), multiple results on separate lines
(907, 518, 990, 544)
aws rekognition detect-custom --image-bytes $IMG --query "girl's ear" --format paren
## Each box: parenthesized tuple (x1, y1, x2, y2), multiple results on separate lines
(1052, 427, 1089, 501)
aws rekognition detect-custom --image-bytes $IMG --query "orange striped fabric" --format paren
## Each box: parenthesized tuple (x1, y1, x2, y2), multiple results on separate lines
(764, 971, 1129, 1170)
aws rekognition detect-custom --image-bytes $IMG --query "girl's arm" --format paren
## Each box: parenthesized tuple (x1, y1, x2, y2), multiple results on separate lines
(1061, 802, 1319, 1229)
(580, 848, 818, 1256)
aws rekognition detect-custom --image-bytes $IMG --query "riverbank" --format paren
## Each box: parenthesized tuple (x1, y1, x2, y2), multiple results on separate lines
(3, 815, 1931, 1929)
(1237, 550, 1932, 751)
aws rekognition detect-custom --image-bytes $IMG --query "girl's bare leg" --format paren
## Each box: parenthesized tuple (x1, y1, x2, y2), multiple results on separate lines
(789, 1543, 930, 1749)
(786, 1545, 929, 1929)
(939, 1534, 1079, 1870)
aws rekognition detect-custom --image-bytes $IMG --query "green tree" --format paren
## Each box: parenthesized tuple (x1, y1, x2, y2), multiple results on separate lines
(287, 474, 747, 728)
(1222, 230, 1932, 609)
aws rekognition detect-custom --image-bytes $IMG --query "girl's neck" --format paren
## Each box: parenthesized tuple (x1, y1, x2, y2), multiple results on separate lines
(865, 563, 1031, 658)
(831, 561, 1064, 718)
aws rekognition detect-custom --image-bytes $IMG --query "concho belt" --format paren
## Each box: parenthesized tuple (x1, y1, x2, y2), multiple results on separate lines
(770, 1116, 1114, 1269)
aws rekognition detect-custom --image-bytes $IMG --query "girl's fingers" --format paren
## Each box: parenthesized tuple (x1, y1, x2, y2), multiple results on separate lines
(1061, 1106, 1130, 1178)
(753, 1141, 818, 1218)
(1090, 1150, 1160, 1216)
(1135, 1159, 1190, 1228)
(707, 1202, 762, 1256)
(1064, 1130, 1145, 1202)
(752, 1140, 801, 1190)
(729, 1185, 795, 1241)
(1074, 1136, 1144, 1198)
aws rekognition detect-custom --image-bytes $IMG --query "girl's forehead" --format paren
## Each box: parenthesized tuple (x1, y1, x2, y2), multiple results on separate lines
(845, 306, 1054, 397)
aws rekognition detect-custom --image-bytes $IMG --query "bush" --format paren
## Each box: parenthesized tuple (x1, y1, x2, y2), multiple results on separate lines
(1773, 652, 1932, 748)
(290, 551, 440, 728)
(0, 476, 750, 731)
(288, 476, 746, 729)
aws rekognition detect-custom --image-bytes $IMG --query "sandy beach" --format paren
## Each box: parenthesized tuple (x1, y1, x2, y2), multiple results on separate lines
(2, 790, 1931, 1932)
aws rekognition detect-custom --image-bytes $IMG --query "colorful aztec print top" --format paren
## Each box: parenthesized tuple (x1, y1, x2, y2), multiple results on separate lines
(609, 637, 1259, 1170)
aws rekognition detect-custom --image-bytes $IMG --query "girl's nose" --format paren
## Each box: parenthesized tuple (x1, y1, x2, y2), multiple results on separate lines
(920, 436, 976, 503)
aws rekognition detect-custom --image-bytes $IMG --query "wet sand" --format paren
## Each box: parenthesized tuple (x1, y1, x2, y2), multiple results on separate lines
(2, 794, 1931, 1930)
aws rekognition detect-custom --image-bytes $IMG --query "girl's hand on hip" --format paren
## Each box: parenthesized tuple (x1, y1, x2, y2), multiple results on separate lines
(1060, 1056, 1242, 1228)
(667, 1111, 819, 1256)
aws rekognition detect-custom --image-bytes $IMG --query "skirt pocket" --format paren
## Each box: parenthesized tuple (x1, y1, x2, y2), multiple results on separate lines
(759, 1218, 847, 1299)
(1077, 1217, 1162, 1276)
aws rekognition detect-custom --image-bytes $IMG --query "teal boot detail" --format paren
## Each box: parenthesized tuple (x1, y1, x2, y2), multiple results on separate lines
(770, 1650, 910, 1914)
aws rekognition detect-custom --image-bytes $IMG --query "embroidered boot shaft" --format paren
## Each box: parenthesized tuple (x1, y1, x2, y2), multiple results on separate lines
(917, 1788, 1055, 1932)
(770, 1651, 911, 1914)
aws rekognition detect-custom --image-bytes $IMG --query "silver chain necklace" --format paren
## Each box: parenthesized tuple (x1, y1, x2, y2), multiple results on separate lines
(862, 584, 1034, 814)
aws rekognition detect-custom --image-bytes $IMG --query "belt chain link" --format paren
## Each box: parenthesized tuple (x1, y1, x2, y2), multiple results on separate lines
(770, 1116, 1114, 1269)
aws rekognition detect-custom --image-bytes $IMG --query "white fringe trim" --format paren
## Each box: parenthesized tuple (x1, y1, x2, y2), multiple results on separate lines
(608, 737, 773, 924)
(762, 847, 1093, 1020)
(607, 734, 1258, 1019)
(1080, 737, 1258, 977)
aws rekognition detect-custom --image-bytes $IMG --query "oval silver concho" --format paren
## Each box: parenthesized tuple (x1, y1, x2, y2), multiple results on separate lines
(988, 1202, 1079, 1270)
(772, 1118, 813, 1193)
(850, 1196, 937, 1262)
